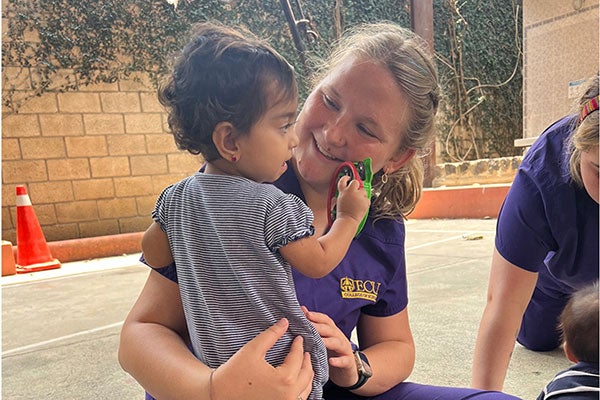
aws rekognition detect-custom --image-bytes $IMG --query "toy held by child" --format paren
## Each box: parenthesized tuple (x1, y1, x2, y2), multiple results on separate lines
(327, 157, 373, 235)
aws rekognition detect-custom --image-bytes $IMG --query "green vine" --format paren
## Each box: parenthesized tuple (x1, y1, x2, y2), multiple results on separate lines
(434, 0, 522, 160)
(2, 0, 522, 159)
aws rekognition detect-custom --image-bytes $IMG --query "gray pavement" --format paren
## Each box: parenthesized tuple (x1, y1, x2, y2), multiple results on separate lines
(2, 219, 568, 399)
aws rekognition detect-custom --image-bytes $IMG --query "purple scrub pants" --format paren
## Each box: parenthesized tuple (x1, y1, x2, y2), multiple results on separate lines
(323, 381, 520, 399)
(516, 285, 568, 352)
(146, 383, 520, 400)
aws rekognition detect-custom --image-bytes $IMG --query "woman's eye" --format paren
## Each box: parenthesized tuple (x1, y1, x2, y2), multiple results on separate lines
(358, 124, 377, 139)
(322, 94, 339, 111)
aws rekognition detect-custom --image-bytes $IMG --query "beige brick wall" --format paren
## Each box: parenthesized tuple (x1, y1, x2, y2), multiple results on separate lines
(2, 71, 202, 243)
(522, 0, 599, 139)
(7, 3, 590, 243)
(432, 156, 523, 187)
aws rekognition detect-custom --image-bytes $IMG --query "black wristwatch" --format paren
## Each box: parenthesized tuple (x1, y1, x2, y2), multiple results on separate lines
(340, 350, 372, 390)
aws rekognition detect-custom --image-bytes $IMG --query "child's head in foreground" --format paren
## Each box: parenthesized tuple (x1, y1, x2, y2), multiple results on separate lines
(559, 281, 599, 364)
(158, 21, 298, 164)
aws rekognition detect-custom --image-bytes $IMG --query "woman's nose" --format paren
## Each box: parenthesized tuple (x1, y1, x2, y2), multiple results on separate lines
(323, 118, 347, 147)
(289, 128, 299, 148)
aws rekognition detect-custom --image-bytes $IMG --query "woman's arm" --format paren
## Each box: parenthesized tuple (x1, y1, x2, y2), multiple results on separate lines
(118, 270, 211, 399)
(354, 309, 415, 395)
(471, 248, 538, 390)
(119, 270, 315, 400)
(303, 307, 415, 396)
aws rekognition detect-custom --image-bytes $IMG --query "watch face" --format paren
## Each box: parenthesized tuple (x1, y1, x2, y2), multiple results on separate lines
(357, 351, 373, 378)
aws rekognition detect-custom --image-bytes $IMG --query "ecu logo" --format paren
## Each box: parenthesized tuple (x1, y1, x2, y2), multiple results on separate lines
(340, 276, 381, 302)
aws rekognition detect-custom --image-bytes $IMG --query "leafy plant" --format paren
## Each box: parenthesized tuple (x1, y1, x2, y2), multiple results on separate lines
(434, 0, 522, 160)
(2, 0, 522, 159)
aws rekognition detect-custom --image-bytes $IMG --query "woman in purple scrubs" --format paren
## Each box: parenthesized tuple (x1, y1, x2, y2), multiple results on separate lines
(472, 75, 599, 391)
(119, 22, 520, 400)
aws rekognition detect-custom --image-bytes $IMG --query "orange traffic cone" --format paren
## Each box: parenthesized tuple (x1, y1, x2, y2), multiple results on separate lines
(15, 185, 61, 273)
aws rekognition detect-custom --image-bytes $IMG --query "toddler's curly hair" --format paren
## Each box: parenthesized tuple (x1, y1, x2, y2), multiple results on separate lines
(159, 21, 297, 161)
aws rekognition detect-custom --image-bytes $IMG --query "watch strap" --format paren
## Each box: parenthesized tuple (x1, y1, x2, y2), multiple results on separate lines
(341, 373, 369, 391)
(339, 351, 371, 391)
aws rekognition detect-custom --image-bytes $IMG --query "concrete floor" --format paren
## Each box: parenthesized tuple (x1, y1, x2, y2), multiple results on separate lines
(2, 219, 568, 399)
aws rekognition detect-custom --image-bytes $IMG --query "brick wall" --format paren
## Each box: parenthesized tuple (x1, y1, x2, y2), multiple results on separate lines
(3, 68, 523, 243)
(4, 6, 538, 244)
(2, 72, 202, 243)
(3, 69, 524, 244)
(432, 156, 522, 187)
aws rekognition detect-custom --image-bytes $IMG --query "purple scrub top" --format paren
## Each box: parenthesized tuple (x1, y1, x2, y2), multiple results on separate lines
(277, 166, 409, 340)
(154, 164, 409, 340)
(495, 115, 599, 294)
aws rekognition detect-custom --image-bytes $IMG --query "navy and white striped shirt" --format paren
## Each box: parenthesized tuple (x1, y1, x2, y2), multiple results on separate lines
(537, 362, 599, 400)
(153, 173, 328, 399)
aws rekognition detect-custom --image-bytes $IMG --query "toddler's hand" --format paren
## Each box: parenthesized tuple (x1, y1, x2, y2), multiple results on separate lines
(335, 175, 370, 224)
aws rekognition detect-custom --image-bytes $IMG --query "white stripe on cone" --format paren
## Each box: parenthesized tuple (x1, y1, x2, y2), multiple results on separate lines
(16, 194, 32, 207)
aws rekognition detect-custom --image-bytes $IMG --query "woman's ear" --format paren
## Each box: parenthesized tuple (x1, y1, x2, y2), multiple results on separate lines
(212, 122, 239, 162)
(383, 148, 416, 174)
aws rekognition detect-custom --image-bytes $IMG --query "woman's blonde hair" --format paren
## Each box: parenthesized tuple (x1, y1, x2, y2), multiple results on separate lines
(570, 74, 599, 187)
(311, 22, 440, 220)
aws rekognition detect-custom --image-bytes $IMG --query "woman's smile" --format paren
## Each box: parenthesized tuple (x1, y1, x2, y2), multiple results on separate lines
(314, 137, 342, 161)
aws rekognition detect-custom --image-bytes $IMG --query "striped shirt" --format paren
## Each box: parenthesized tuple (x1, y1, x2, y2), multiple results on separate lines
(153, 173, 328, 399)
(537, 362, 599, 400)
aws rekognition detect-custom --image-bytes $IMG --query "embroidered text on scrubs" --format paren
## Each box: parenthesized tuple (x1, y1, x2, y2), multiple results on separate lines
(340, 276, 381, 302)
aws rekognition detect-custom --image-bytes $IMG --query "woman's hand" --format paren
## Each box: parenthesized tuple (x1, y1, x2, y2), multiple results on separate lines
(212, 318, 314, 400)
(301, 306, 358, 388)
(303, 306, 416, 396)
